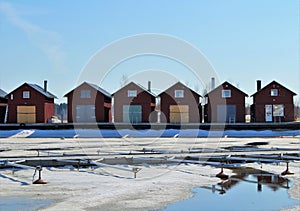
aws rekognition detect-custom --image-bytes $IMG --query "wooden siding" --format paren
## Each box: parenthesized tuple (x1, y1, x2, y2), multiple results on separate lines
(7, 84, 55, 123)
(251, 81, 295, 122)
(65, 83, 111, 123)
(159, 82, 201, 123)
(113, 82, 156, 123)
(205, 82, 247, 123)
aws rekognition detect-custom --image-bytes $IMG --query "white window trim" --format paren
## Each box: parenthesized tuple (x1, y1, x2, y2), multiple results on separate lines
(222, 90, 231, 98)
(270, 89, 278, 97)
(175, 90, 184, 98)
(128, 90, 137, 97)
(80, 90, 91, 98)
(23, 91, 30, 99)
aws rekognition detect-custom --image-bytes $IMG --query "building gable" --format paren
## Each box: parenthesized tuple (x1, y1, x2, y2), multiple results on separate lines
(158, 81, 201, 98)
(205, 81, 248, 97)
(251, 80, 297, 97)
(7, 83, 57, 99)
(64, 82, 111, 99)
(112, 82, 156, 98)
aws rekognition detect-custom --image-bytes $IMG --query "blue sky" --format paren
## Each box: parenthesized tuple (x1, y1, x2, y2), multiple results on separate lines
(0, 0, 299, 104)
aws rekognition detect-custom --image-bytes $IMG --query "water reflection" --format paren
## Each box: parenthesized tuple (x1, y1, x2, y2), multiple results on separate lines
(211, 168, 290, 195)
(163, 167, 299, 211)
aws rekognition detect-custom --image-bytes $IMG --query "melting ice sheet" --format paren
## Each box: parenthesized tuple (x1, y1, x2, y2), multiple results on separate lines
(163, 174, 300, 211)
(0, 196, 52, 211)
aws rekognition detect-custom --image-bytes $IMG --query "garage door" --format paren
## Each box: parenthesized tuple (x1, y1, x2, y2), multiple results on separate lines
(17, 106, 36, 123)
(169, 105, 189, 123)
(123, 105, 142, 123)
(217, 105, 236, 123)
(76, 105, 95, 122)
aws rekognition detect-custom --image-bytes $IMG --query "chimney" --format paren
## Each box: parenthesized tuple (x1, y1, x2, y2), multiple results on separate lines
(44, 80, 47, 93)
(257, 80, 261, 92)
(211, 77, 215, 90)
(148, 81, 151, 92)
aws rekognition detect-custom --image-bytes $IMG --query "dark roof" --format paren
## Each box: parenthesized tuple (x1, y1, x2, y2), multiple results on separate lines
(251, 80, 297, 97)
(205, 81, 248, 97)
(158, 81, 201, 97)
(112, 82, 156, 97)
(64, 82, 111, 98)
(0, 89, 7, 98)
(27, 84, 57, 99)
(6, 83, 57, 99)
(86, 82, 111, 98)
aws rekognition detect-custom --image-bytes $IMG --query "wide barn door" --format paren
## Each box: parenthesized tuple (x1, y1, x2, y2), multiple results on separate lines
(123, 105, 142, 123)
(17, 106, 36, 123)
(169, 105, 189, 123)
(76, 105, 95, 122)
(217, 105, 236, 123)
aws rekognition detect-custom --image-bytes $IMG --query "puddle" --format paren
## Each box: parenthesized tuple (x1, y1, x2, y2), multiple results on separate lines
(163, 168, 300, 211)
(0, 196, 52, 211)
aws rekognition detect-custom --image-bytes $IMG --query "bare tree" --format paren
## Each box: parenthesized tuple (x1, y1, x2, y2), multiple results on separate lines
(119, 73, 129, 87)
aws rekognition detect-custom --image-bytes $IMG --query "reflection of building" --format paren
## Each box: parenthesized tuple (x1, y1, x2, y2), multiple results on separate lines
(217, 170, 290, 194)
(251, 80, 296, 122)
(6, 81, 57, 124)
(112, 82, 156, 123)
(0, 89, 8, 123)
(158, 82, 201, 123)
(204, 81, 248, 123)
(64, 82, 111, 123)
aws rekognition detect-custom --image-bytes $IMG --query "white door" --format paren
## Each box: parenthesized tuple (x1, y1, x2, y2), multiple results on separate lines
(265, 105, 272, 122)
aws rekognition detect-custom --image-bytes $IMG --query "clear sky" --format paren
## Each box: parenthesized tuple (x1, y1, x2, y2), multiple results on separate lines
(0, 0, 299, 104)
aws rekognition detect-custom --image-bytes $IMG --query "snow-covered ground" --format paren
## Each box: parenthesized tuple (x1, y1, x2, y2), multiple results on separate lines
(0, 135, 299, 210)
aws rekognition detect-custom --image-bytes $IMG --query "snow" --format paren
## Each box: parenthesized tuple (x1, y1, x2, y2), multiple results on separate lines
(0, 136, 299, 210)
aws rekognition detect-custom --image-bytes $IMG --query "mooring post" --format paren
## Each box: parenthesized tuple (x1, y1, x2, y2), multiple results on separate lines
(281, 161, 294, 176)
(216, 163, 229, 180)
(132, 168, 141, 178)
(33, 166, 47, 184)
(77, 160, 80, 171)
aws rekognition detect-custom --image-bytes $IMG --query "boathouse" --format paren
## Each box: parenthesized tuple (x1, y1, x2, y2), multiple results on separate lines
(64, 82, 112, 123)
(250, 80, 296, 122)
(204, 81, 248, 123)
(158, 82, 201, 123)
(112, 82, 156, 123)
(6, 81, 57, 124)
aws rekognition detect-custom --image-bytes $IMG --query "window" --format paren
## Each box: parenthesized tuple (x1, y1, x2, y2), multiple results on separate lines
(128, 90, 137, 97)
(222, 90, 231, 98)
(271, 89, 278, 96)
(273, 104, 284, 117)
(10, 94, 13, 100)
(175, 90, 184, 98)
(80, 90, 91, 98)
(23, 91, 30, 99)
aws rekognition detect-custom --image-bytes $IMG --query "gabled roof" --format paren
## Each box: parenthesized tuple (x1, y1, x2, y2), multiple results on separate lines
(0, 89, 7, 98)
(205, 81, 248, 97)
(112, 81, 156, 97)
(158, 81, 201, 97)
(6, 83, 57, 99)
(251, 80, 297, 97)
(28, 84, 57, 98)
(64, 82, 111, 98)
